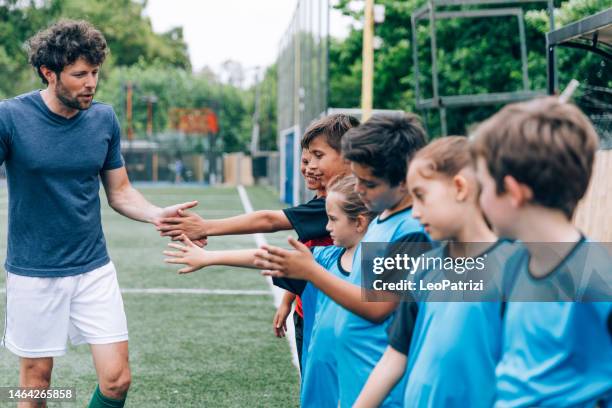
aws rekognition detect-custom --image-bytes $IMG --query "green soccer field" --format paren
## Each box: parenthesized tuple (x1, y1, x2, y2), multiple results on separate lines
(0, 184, 300, 407)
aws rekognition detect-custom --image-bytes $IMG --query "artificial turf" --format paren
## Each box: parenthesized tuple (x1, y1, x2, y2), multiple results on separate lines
(0, 185, 300, 407)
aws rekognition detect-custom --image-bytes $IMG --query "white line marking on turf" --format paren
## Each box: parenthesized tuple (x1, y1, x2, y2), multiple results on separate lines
(121, 288, 271, 295)
(236, 185, 300, 370)
(0, 288, 271, 296)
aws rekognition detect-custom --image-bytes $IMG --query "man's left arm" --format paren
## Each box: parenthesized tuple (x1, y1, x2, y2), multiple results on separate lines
(101, 167, 197, 226)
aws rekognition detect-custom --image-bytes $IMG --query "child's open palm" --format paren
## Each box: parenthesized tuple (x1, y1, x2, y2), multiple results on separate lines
(163, 234, 208, 274)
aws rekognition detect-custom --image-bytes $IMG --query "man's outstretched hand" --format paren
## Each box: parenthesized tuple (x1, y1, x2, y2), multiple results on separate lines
(157, 208, 208, 241)
(152, 201, 198, 225)
(152, 201, 207, 246)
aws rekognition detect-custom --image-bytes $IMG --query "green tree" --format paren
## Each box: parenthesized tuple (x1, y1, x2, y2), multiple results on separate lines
(0, 0, 191, 98)
(57, 0, 191, 69)
(95, 62, 252, 152)
(0, 0, 60, 98)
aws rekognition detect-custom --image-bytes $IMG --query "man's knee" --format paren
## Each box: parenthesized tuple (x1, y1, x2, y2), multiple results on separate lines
(20, 358, 53, 387)
(99, 366, 131, 399)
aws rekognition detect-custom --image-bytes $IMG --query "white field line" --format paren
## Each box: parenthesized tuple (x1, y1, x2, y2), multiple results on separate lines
(121, 288, 270, 295)
(236, 185, 300, 369)
(0, 288, 270, 296)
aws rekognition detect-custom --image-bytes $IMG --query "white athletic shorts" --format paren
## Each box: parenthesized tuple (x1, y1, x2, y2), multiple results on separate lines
(2, 261, 128, 358)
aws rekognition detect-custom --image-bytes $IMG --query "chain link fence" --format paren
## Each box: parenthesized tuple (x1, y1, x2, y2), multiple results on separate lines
(278, 0, 329, 204)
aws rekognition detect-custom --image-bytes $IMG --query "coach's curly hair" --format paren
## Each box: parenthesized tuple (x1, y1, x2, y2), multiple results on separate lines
(27, 20, 108, 85)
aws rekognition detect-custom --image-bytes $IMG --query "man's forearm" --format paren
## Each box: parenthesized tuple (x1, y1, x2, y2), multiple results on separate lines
(206, 210, 292, 236)
(108, 185, 161, 224)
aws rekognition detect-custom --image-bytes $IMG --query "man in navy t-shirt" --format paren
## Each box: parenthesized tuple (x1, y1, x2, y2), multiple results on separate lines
(0, 20, 197, 408)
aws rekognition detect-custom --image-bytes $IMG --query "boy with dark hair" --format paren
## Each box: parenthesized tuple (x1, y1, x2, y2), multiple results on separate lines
(159, 113, 359, 371)
(255, 113, 430, 407)
(343, 114, 425, 194)
(0, 20, 199, 408)
(342, 113, 426, 214)
(471, 97, 612, 407)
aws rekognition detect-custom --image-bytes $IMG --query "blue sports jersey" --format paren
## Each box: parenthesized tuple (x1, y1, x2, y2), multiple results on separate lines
(496, 238, 612, 408)
(301, 246, 351, 408)
(0, 91, 124, 277)
(300, 281, 317, 373)
(334, 206, 427, 408)
(397, 240, 517, 408)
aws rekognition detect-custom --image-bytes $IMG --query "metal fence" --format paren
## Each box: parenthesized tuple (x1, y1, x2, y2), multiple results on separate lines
(546, 8, 611, 149)
(277, 0, 329, 205)
(412, 0, 554, 136)
(120, 134, 224, 184)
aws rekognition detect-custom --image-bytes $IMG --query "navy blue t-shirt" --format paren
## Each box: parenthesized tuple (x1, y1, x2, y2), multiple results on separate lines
(0, 90, 124, 277)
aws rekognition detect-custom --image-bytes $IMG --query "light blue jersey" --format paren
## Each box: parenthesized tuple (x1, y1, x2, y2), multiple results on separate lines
(334, 206, 427, 408)
(496, 238, 612, 407)
(301, 246, 351, 408)
(299, 281, 317, 373)
(395, 240, 517, 408)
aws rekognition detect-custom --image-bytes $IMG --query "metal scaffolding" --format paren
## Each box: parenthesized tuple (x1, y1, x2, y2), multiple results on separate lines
(547, 8, 612, 93)
(546, 8, 612, 149)
(411, 0, 555, 135)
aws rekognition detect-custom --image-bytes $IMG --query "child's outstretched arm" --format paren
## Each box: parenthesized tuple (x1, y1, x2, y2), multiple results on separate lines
(255, 237, 399, 324)
(157, 209, 292, 241)
(353, 346, 407, 408)
(164, 235, 260, 273)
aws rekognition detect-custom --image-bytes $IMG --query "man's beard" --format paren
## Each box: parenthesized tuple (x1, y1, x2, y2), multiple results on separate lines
(55, 78, 94, 111)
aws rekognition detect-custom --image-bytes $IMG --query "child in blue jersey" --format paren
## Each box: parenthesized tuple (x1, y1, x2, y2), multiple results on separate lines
(301, 175, 377, 407)
(255, 113, 430, 407)
(471, 97, 612, 407)
(354, 136, 518, 408)
(164, 175, 375, 407)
